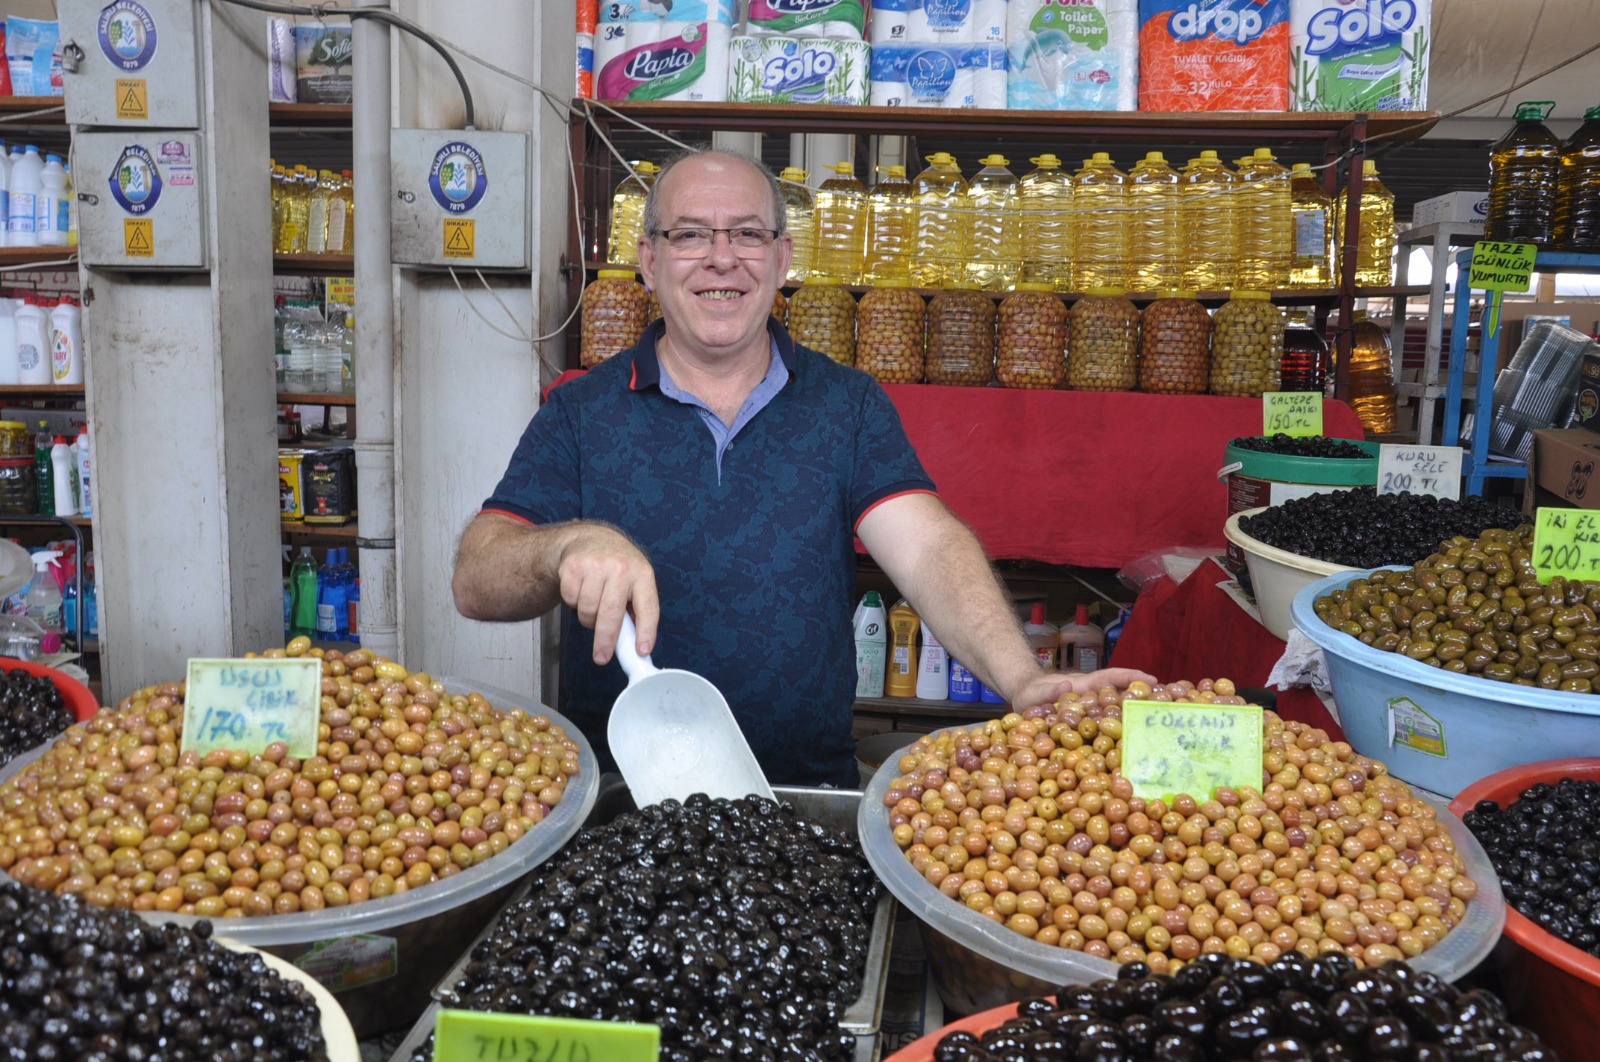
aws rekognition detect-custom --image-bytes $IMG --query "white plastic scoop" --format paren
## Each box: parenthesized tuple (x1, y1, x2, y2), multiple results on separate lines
(607, 612, 775, 807)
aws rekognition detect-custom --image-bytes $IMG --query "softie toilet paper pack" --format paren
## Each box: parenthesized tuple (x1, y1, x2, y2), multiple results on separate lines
(1007, 0, 1139, 110)
(1138, 0, 1290, 111)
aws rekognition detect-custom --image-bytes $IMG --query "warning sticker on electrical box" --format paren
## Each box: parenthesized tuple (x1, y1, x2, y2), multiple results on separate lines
(123, 218, 153, 257)
(443, 218, 476, 258)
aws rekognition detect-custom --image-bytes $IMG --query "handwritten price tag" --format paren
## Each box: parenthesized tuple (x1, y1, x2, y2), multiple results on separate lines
(1263, 392, 1323, 438)
(434, 1010, 659, 1062)
(1119, 700, 1264, 803)
(179, 658, 323, 760)
(1377, 444, 1463, 501)
(1468, 240, 1537, 337)
(1532, 507, 1600, 583)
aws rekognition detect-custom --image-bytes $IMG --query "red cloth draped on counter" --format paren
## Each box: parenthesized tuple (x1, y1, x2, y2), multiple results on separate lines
(881, 385, 1365, 569)
(1109, 557, 1344, 740)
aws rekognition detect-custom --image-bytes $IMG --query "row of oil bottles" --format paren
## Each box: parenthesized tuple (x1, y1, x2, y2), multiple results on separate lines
(269, 160, 355, 255)
(604, 149, 1398, 294)
(1485, 102, 1600, 251)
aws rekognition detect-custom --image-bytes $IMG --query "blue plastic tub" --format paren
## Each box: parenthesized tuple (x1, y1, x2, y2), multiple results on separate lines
(1290, 569, 1600, 798)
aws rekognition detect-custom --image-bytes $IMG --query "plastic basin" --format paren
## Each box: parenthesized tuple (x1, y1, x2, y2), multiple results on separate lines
(1448, 759, 1600, 1062)
(1291, 569, 1600, 797)
(0, 655, 100, 721)
(857, 725, 1503, 1015)
(855, 731, 918, 788)
(1223, 507, 1356, 640)
(0, 678, 599, 1039)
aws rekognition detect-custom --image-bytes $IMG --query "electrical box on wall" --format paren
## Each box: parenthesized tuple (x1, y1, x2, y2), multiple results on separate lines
(58, 0, 202, 128)
(391, 130, 529, 270)
(74, 131, 207, 268)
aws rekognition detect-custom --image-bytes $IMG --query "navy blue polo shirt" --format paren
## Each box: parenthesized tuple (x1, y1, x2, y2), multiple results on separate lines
(484, 318, 935, 786)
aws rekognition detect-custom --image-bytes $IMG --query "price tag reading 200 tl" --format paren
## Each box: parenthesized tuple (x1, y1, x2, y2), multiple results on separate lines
(1377, 444, 1463, 501)
(1532, 507, 1600, 583)
(1119, 700, 1264, 804)
(179, 658, 323, 760)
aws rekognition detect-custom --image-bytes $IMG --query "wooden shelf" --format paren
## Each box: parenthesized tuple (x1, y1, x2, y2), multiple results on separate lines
(0, 384, 85, 398)
(0, 247, 77, 269)
(269, 102, 353, 127)
(282, 521, 358, 538)
(278, 391, 355, 407)
(0, 96, 66, 121)
(274, 253, 353, 275)
(0, 514, 92, 528)
(853, 695, 998, 721)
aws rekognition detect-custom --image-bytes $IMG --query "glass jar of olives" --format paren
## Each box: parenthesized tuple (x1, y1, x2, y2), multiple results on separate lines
(997, 283, 1067, 389)
(788, 276, 857, 366)
(926, 284, 996, 387)
(580, 268, 649, 369)
(855, 279, 926, 384)
(1067, 287, 1139, 392)
(1138, 291, 1211, 395)
(1210, 290, 1284, 397)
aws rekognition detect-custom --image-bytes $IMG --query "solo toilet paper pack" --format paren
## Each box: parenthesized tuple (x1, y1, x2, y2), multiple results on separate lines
(744, 0, 866, 39)
(1289, 0, 1430, 111)
(596, 21, 733, 101)
(869, 42, 1007, 107)
(730, 36, 871, 104)
(1007, 0, 1138, 110)
(1138, 0, 1290, 111)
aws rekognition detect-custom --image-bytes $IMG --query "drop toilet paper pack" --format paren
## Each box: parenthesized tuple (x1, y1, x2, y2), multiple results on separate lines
(730, 35, 872, 103)
(1007, 0, 1138, 110)
(1289, 0, 1430, 111)
(869, 42, 1008, 107)
(1138, 0, 1290, 111)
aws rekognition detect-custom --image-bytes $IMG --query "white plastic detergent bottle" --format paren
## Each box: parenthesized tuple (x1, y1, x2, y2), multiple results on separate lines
(915, 624, 948, 700)
(51, 434, 76, 516)
(26, 550, 63, 635)
(74, 426, 91, 518)
(50, 297, 82, 384)
(7, 144, 43, 248)
(0, 298, 18, 386)
(13, 297, 50, 385)
(853, 590, 887, 698)
(36, 154, 68, 246)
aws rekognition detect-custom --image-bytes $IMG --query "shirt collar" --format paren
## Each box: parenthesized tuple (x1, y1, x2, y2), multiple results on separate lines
(629, 316, 798, 392)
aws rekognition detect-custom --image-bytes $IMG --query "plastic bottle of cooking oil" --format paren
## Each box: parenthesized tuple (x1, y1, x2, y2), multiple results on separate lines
(1018, 154, 1072, 290)
(1486, 101, 1561, 246)
(305, 169, 336, 254)
(813, 161, 867, 285)
(1335, 160, 1397, 287)
(1071, 152, 1128, 292)
(1555, 105, 1600, 253)
(1346, 309, 1397, 434)
(1179, 150, 1236, 292)
(966, 154, 1019, 291)
(1234, 148, 1291, 290)
(911, 152, 968, 289)
(276, 164, 313, 253)
(778, 166, 815, 283)
(1127, 151, 1181, 293)
(327, 169, 355, 254)
(270, 165, 288, 250)
(864, 164, 913, 284)
(1288, 162, 1334, 288)
(607, 160, 658, 266)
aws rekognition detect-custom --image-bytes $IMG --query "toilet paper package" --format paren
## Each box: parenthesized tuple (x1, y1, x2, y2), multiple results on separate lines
(869, 42, 1007, 107)
(1138, 0, 1289, 111)
(729, 36, 871, 104)
(597, 21, 733, 101)
(869, 0, 1007, 44)
(596, 0, 734, 79)
(268, 17, 298, 103)
(744, 0, 866, 39)
(1289, 0, 1429, 111)
(1006, 0, 1137, 110)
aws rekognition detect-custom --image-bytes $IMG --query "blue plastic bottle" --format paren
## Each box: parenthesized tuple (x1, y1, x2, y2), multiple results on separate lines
(978, 680, 1006, 704)
(1104, 606, 1130, 666)
(315, 549, 342, 638)
(331, 547, 350, 639)
(948, 659, 979, 702)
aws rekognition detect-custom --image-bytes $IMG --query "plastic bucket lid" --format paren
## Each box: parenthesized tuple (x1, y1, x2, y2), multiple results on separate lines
(1223, 439, 1381, 485)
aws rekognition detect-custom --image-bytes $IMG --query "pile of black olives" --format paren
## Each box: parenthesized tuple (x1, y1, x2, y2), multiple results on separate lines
(0, 876, 330, 1061)
(1239, 488, 1527, 568)
(1229, 435, 1371, 460)
(932, 950, 1554, 1062)
(1465, 778, 1600, 958)
(0, 668, 77, 771)
(414, 793, 882, 1062)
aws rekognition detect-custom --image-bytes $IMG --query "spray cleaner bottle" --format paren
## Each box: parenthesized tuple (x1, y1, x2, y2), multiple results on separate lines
(853, 591, 887, 698)
(26, 549, 62, 638)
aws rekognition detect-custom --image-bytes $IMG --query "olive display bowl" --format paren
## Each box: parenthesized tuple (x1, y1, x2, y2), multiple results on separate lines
(1224, 506, 1356, 641)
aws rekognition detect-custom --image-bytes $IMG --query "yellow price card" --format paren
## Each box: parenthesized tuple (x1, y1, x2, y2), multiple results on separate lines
(1263, 392, 1323, 437)
(1532, 507, 1600, 583)
(179, 658, 323, 759)
(433, 1010, 659, 1062)
(1119, 700, 1264, 803)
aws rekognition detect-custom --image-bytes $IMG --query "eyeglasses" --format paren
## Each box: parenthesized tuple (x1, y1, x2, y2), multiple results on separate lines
(652, 226, 780, 258)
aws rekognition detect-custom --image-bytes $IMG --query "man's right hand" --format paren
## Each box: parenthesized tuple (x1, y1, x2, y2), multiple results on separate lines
(557, 525, 659, 664)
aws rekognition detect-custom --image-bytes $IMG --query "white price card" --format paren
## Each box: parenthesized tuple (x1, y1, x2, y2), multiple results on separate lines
(1377, 444, 1463, 501)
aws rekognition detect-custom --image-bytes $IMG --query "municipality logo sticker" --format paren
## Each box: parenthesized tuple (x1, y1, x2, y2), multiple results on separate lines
(99, 0, 160, 71)
(108, 145, 163, 214)
(428, 142, 488, 214)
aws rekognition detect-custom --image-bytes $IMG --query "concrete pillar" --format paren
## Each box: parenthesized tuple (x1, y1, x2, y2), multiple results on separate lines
(86, 1, 280, 694)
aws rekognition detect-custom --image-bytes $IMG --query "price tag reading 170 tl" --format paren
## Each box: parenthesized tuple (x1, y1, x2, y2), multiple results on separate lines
(433, 1010, 659, 1062)
(1532, 507, 1600, 583)
(1119, 700, 1264, 804)
(1377, 444, 1463, 501)
(1263, 392, 1323, 437)
(179, 658, 323, 760)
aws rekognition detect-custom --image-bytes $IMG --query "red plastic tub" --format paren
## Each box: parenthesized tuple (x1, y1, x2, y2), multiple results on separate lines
(885, 1001, 1021, 1062)
(1449, 758, 1600, 1062)
(0, 656, 100, 722)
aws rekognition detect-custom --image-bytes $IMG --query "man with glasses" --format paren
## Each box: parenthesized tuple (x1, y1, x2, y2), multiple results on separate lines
(453, 149, 1148, 786)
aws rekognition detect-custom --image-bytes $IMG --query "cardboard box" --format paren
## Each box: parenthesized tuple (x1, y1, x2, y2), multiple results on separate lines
(1525, 428, 1600, 514)
(1412, 191, 1488, 228)
(278, 449, 306, 523)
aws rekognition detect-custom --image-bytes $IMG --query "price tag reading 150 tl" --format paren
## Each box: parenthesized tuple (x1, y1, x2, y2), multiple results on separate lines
(1263, 392, 1323, 437)
(1532, 507, 1600, 583)
(179, 658, 323, 760)
(1378, 444, 1463, 501)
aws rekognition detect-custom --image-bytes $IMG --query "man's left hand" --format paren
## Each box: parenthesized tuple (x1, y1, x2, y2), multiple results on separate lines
(1011, 668, 1159, 713)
